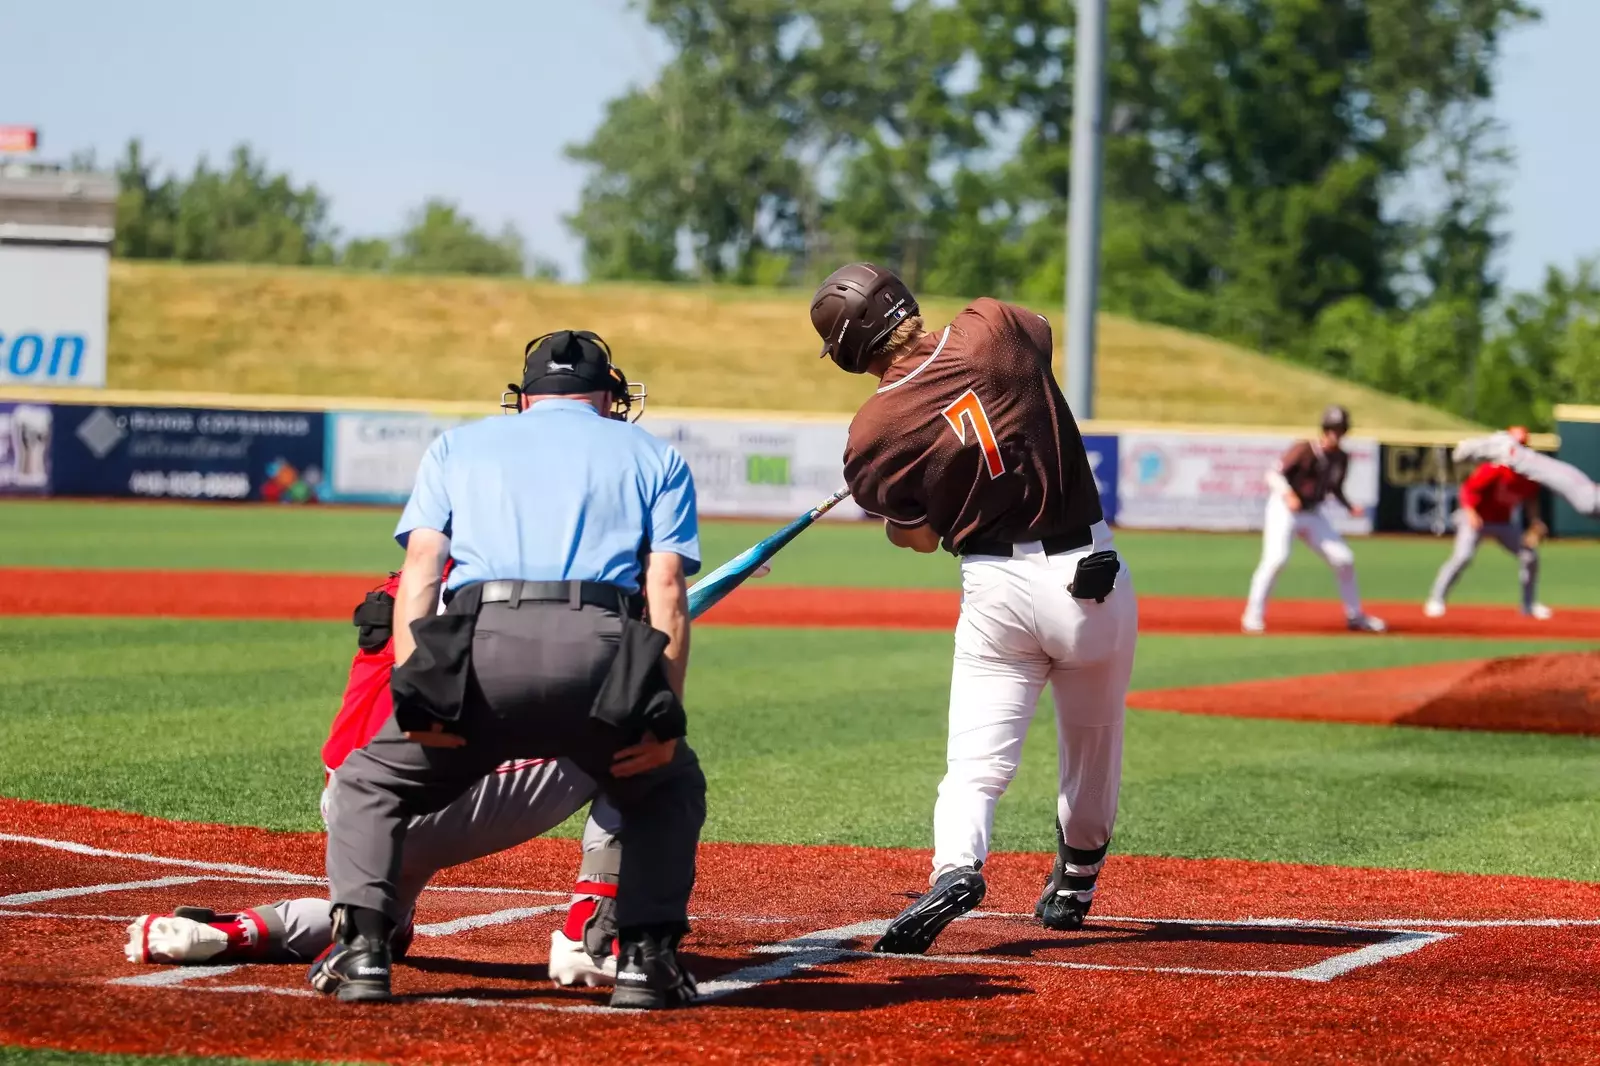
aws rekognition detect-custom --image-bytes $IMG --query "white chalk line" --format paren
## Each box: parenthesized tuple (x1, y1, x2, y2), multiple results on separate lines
(0, 832, 565, 899)
(413, 904, 564, 938)
(13, 828, 1594, 1005)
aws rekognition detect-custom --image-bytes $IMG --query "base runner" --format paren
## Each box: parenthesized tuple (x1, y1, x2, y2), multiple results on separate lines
(811, 263, 1138, 954)
(1426, 426, 1550, 620)
(1454, 431, 1600, 517)
(1242, 405, 1386, 634)
(124, 573, 623, 988)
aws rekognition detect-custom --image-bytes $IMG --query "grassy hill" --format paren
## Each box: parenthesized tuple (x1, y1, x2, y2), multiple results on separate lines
(106, 261, 1476, 430)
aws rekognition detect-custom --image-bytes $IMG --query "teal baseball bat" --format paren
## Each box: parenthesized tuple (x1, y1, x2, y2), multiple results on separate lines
(687, 487, 851, 619)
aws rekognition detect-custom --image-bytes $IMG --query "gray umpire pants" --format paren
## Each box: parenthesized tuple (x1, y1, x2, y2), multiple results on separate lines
(325, 600, 706, 932)
(1428, 520, 1538, 611)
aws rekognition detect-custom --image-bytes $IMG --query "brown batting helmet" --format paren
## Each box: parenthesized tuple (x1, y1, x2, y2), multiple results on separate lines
(1320, 404, 1351, 433)
(809, 263, 919, 374)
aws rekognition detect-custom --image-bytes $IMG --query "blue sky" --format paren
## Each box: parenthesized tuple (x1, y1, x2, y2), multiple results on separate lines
(3, 0, 1594, 290)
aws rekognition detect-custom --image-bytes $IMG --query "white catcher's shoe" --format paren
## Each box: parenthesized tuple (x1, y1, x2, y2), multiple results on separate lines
(1527, 603, 1554, 621)
(1423, 599, 1446, 619)
(1240, 614, 1266, 634)
(549, 929, 616, 988)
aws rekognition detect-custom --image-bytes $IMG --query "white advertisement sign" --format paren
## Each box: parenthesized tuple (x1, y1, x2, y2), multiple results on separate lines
(0, 245, 109, 387)
(643, 416, 865, 520)
(326, 411, 477, 503)
(326, 410, 865, 519)
(1118, 431, 1379, 533)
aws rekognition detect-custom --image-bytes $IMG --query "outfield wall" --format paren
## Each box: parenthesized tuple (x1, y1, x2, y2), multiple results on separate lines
(0, 386, 1573, 536)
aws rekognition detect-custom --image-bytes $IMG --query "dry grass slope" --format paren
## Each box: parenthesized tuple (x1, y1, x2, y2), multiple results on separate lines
(108, 261, 1476, 430)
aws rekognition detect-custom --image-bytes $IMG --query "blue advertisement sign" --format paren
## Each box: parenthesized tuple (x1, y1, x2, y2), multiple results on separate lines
(50, 404, 327, 502)
(0, 401, 52, 495)
(1082, 433, 1120, 524)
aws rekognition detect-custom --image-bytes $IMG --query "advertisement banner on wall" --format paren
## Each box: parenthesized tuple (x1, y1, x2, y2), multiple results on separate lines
(0, 402, 52, 494)
(325, 411, 478, 504)
(1375, 443, 1472, 534)
(1081, 433, 1119, 524)
(0, 246, 109, 388)
(50, 405, 327, 502)
(643, 416, 866, 520)
(1117, 431, 1379, 533)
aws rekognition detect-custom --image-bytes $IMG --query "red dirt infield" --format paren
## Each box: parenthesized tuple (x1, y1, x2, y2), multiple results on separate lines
(5, 566, 1599, 639)
(1131, 651, 1600, 735)
(4, 798, 1600, 1063)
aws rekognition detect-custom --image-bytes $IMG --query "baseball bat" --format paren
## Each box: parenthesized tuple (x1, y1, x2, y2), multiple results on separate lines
(686, 487, 851, 620)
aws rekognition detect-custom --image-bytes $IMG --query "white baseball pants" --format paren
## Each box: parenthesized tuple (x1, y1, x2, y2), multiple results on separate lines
(931, 521, 1138, 884)
(1244, 495, 1364, 624)
(1505, 448, 1600, 517)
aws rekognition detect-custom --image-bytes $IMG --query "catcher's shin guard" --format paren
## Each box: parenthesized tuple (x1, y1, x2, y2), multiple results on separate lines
(551, 841, 620, 988)
(1036, 825, 1108, 932)
(124, 906, 285, 964)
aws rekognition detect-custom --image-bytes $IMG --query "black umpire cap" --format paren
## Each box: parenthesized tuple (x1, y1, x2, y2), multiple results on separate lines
(521, 330, 616, 395)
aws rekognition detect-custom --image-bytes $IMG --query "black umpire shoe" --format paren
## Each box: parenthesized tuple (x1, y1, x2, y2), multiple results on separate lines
(308, 907, 393, 1003)
(873, 865, 986, 955)
(610, 930, 698, 1010)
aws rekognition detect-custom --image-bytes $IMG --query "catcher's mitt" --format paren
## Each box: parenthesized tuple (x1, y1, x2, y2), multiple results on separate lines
(1523, 520, 1549, 549)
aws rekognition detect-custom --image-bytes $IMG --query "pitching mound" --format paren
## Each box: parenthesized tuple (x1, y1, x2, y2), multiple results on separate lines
(5, 798, 1600, 1063)
(1130, 651, 1600, 735)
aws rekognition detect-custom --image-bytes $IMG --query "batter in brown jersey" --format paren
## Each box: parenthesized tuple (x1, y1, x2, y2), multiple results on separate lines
(809, 263, 1137, 958)
(844, 298, 1103, 553)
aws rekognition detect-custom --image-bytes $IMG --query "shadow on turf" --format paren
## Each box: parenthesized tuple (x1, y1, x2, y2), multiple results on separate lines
(400, 954, 1029, 1011)
(970, 920, 1392, 958)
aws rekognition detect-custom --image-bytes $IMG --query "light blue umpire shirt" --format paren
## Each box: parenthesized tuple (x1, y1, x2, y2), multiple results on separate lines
(395, 399, 700, 593)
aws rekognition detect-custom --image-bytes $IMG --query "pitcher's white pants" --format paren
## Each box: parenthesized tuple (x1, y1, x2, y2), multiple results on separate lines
(931, 522, 1138, 883)
(1244, 496, 1364, 623)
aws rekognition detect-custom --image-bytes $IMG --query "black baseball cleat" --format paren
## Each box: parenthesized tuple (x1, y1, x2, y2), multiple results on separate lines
(1035, 876, 1093, 931)
(308, 907, 393, 1003)
(1036, 826, 1107, 931)
(872, 865, 986, 955)
(610, 930, 698, 1010)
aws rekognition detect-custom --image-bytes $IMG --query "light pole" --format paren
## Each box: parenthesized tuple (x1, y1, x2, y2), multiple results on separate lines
(1064, 0, 1108, 418)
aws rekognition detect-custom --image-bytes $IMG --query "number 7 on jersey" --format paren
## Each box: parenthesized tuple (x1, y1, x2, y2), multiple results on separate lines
(941, 388, 1006, 479)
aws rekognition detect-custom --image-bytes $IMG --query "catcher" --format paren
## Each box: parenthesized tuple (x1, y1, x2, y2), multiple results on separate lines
(1427, 426, 1551, 619)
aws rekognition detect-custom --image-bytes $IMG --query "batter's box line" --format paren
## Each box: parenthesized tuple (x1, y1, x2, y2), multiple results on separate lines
(704, 913, 1452, 993)
(0, 832, 567, 899)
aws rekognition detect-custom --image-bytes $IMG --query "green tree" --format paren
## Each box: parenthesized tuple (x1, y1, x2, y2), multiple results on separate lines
(391, 199, 524, 276)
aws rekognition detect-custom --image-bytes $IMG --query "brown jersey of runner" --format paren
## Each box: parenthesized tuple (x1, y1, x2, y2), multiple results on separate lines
(843, 297, 1103, 553)
(1278, 439, 1350, 508)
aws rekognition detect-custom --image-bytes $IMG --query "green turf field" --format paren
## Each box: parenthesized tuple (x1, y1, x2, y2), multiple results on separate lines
(4, 500, 1598, 606)
(1, 499, 1597, 889)
(0, 1052, 343, 1066)
(2, 614, 1596, 879)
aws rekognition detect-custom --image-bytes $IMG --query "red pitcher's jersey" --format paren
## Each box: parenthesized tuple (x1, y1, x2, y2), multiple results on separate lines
(1460, 462, 1539, 524)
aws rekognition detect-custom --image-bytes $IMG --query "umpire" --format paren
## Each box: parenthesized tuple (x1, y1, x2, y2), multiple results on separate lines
(313, 329, 707, 1010)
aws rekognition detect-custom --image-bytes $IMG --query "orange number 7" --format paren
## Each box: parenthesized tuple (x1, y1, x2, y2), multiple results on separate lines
(941, 388, 1005, 479)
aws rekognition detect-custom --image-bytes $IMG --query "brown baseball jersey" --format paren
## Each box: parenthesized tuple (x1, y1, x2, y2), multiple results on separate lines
(843, 298, 1103, 554)
(1278, 439, 1350, 509)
